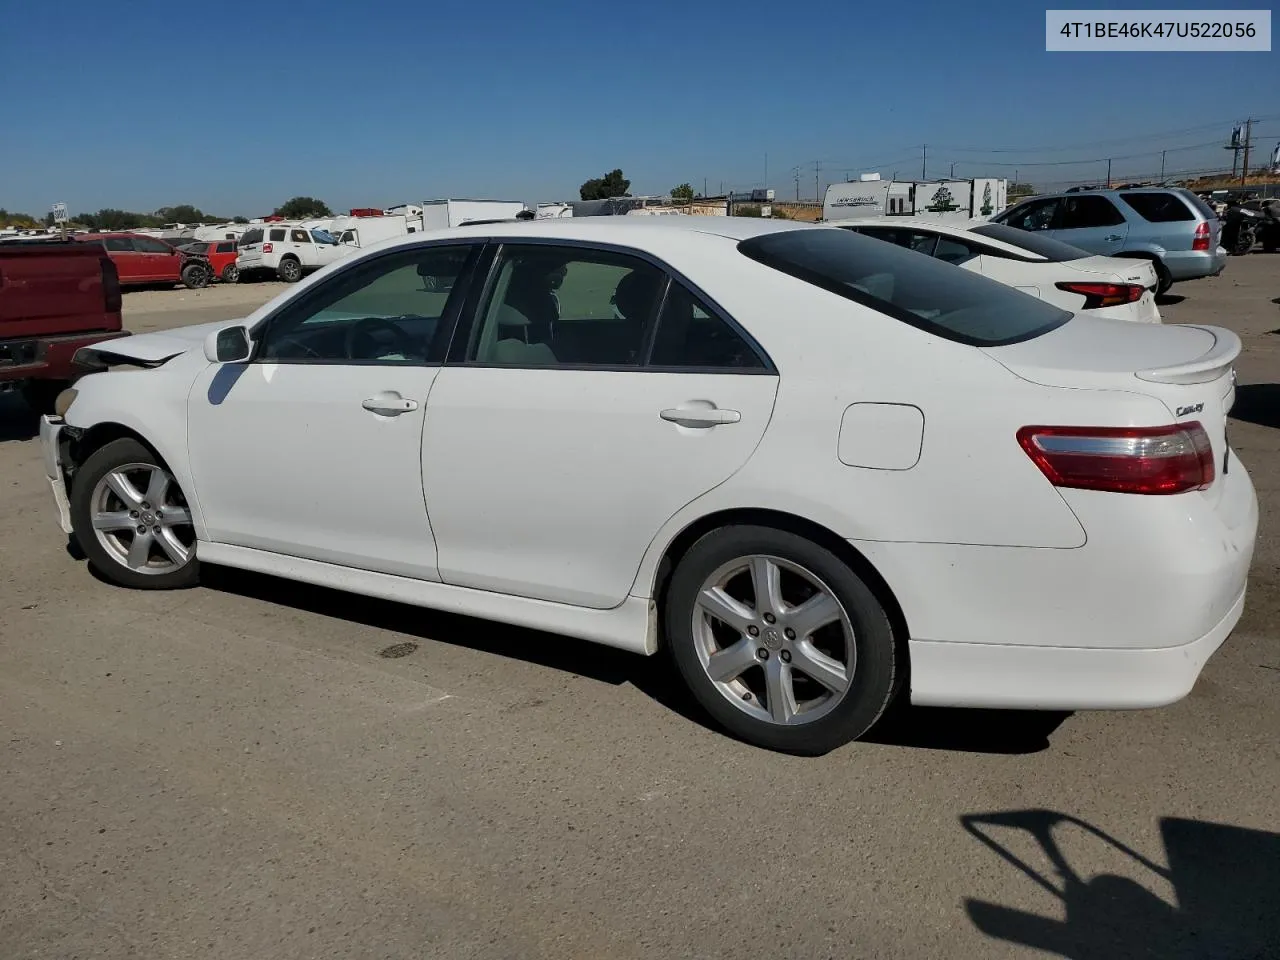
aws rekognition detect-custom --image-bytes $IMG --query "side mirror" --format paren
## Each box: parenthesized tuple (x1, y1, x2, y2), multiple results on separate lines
(204, 325, 253, 363)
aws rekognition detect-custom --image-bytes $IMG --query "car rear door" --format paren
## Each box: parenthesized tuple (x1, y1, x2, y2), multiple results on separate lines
(1047, 195, 1129, 255)
(421, 242, 779, 610)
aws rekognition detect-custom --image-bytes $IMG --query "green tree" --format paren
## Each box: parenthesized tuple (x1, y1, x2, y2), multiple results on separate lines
(579, 169, 631, 201)
(273, 196, 333, 219)
(232, 216, 250, 224)
(670, 183, 694, 202)
(156, 204, 208, 224)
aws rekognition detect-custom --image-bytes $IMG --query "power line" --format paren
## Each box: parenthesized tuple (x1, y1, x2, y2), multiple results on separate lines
(931, 114, 1280, 154)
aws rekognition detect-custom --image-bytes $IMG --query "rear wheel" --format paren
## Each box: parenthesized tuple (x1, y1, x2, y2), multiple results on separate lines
(1152, 258, 1173, 296)
(222, 263, 239, 283)
(70, 438, 199, 590)
(277, 257, 302, 282)
(665, 525, 899, 755)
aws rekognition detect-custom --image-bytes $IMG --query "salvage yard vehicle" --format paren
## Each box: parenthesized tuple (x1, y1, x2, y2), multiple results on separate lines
(992, 187, 1226, 295)
(234, 224, 349, 282)
(0, 241, 127, 412)
(837, 218, 1162, 323)
(38, 218, 1256, 754)
(72, 232, 209, 289)
(179, 239, 240, 282)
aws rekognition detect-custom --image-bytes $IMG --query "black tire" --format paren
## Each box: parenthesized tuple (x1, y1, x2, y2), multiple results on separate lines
(1152, 258, 1173, 296)
(181, 261, 210, 289)
(21, 379, 68, 415)
(70, 438, 200, 590)
(222, 263, 239, 283)
(665, 524, 899, 755)
(277, 257, 302, 282)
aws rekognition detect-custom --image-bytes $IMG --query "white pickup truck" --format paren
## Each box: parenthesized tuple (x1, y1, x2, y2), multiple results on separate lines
(235, 224, 350, 282)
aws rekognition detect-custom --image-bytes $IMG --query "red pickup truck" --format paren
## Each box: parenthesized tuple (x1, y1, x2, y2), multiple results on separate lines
(0, 242, 128, 412)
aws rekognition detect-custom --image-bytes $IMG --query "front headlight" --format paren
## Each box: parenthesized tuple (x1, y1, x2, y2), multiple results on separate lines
(53, 387, 78, 418)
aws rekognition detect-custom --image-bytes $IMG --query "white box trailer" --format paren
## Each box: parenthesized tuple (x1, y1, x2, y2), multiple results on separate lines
(330, 214, 414, 248)
(823, 177, 1007, 222)
(420, 199, 528, 229)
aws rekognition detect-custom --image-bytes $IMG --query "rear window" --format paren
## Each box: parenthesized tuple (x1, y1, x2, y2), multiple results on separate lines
(240, 228, 263, 246)
(739, 228, 1071, 347)
(1120, 192, 1195, 222)
(969, 223, 1092, 262)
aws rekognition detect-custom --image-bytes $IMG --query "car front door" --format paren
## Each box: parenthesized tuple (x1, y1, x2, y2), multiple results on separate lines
(186, 242, 480, 579)
(102, 236, 147, 283)
(421, 242, 780, 609)
(133, 235, 182, 281)
(311, 229, 349, 268)
(1047, 195, 1129, 255)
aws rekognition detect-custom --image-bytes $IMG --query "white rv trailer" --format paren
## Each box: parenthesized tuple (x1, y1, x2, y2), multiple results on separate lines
(823, 176, 1007, 222)
(420, 199, 528, 229)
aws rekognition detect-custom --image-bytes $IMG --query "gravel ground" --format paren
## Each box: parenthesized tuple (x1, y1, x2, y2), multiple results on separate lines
(1, 258, 1277, 959)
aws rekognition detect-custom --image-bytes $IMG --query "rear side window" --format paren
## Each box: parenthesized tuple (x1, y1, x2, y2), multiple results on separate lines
(269, 228, 286, 242)
(215, 242, 236, 253)
(649, 284, 766, 370)
(1121, 192, 1195, 222)
(739, 228, 1071, 347)
(969, 223, 1091, 262)
(240, 229, 263, 245)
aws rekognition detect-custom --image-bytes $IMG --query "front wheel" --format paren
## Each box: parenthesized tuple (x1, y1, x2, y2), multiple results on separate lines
(665, 525, 899, 755)
(70, 438, 199, 590)
(181, 261, 211, 289)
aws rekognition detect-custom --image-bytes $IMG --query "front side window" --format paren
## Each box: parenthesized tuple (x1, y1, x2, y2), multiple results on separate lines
(468, 245, 664, 367)
(1058, 195, 1125, 229)
(133, 236, 174, 253)
(258, 245, 475, 364)
(739, 228, 1070, 347)
(1000, 197, 1060, 232)
(103, 236, 134, 252)
(311, 229, 337, 245)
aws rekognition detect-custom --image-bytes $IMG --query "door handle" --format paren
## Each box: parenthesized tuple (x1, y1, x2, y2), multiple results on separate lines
(660, 406, 741, 428)
(362, 393, 419, 416)
(1105, 235, 1123, 242)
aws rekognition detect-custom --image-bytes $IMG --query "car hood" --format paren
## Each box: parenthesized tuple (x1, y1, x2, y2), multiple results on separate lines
(77, 320, 238, 365)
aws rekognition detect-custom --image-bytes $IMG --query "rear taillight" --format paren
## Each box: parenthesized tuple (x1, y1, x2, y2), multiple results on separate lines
(262, 242, 273, 253)
(101, 258, 121, 313)
(1192, 221, 1211, 251)
(1054, 281, 1145, 309)
(1017, 422, 1215, 495)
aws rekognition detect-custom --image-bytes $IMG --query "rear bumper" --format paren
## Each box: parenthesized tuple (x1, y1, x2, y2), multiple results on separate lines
(39, 414, 74, 535)
(0, 330, 129, 383)
(1164, 248, 1227, 282)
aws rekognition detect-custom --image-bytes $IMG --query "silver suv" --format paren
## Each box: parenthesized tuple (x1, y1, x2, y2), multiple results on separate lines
(993, 187, 1225, 294)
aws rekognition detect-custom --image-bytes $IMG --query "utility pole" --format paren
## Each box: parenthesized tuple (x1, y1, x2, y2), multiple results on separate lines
(703, 177, 707, 197)
(794, 167, 800, 202)
(1160, 150, 1166, 181)
(950, 160, 956, 178)
(814, 160, 821, 202)
(764, 153, 768, 190)
(1105, 158, 1112, 188)
(1241, 117, 1254, 186)
(921, 144, 927, 179)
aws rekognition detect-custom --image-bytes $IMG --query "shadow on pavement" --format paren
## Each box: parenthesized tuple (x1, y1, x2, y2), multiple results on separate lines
(1230, 383, 1280, 429)
(0, 393, 38, 442)
(1155, 293, 1186, 306)
(960, 809, 1280, 959)
(201, 565, 1065, 754)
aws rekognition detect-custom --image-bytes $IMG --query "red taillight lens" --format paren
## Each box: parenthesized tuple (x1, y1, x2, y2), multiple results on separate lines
(262, 242, 273, 253)
(1192, 221, 1211, 251)
(1017, 422, 1215, 494)
(1054, 281, 1145, 309)
(101, 258, 122, 313)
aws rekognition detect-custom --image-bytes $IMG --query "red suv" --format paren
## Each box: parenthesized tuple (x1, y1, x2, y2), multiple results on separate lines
(73, 233, 187, 287)
(178, 239, 240, 282)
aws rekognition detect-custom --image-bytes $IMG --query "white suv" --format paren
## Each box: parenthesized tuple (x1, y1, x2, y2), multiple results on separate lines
(235, 224, 350, 282)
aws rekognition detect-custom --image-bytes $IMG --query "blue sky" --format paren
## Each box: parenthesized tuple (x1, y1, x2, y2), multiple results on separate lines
(1, 0, 1275, 217)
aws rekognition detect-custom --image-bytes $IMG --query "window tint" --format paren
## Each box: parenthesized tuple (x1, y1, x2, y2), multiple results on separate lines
(185, 241, 211, 254)
(1121, 192, 1195, 222)
(850, 226, 939, 256)
(650, 284, 765, 369)
(240, 228, 263, 246)
(739, 228, 1070, 347)
(1000, 197, 1059, 231)
(268, 228, 286, 242)
(215, 242, 236, 253)
(290, 229, 310, 243)
(469, 245, 664, 367)
(932, 236, 978, 265)
(133, 236, 173, 253)
(103, 236, 134, 252)
(969, 223, 1090, 261)
(259, 245, 474, 364)
(1058, 195, 1125, 229)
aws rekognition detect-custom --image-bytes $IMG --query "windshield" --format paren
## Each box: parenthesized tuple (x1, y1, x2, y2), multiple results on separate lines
(739, 228, 1071, 347)
(311, 229, 338, 245)
(969, 223, 1091, 262)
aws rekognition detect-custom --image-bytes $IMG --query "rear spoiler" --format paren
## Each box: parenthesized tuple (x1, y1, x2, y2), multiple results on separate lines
(1135, 324, 1241, 385)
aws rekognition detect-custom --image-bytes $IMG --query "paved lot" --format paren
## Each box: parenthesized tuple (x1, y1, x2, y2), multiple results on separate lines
(2, 263, 1279, 959)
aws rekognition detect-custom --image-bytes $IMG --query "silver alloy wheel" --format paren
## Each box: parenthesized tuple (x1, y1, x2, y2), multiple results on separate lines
(280, 259, 301, 281)
(223, 264, 239, 283)
(89, 462, 195, 575)
(692, 554, 855, 725)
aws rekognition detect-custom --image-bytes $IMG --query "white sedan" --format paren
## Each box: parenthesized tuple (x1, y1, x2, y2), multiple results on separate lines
(834, 217, 1163, 323)
(38, 218, 1256, 754)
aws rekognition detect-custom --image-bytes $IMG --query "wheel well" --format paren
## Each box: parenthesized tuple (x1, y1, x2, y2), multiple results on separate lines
(651, 508, 910, 659)
(68, 423, 163, 474)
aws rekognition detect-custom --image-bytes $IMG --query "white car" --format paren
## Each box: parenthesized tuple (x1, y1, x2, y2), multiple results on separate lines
(235, 223, 350, 282)
(38, 218, 1255, 754)
(835, 217, 1163, 323)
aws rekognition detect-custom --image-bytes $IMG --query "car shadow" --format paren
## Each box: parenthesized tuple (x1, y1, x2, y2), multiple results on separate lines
(959, 809, 1280, 959)
(1229, 383, 1280, 428)
(200, 565, 1064, 755)
(0, 393, 38, 442)
(1154, 293, 1185, 306)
